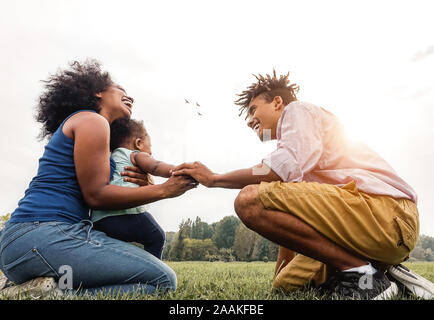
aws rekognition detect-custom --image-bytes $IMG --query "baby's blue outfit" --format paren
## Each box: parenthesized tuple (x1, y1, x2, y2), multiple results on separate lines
(91, 147, 149, 223)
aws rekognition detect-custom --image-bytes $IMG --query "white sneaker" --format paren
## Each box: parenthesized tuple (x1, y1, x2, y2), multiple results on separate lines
(0, 277, 63, 299)
(388, 264, 434, 299)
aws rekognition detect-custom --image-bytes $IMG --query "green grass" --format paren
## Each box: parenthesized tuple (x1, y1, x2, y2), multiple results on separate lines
(1, 261, 433, 300)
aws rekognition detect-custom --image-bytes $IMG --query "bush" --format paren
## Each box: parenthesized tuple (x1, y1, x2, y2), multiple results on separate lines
(204, 254, 219, 262)
(218, 248, 235, 262)
(0, 213, 10, 230)
(410, 235, 434, 261)
(181, 238, 218, 261)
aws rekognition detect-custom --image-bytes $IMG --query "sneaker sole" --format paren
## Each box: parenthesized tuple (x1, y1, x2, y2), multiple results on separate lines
(388, 265, 434, 299)
(373, 281, 398, 300)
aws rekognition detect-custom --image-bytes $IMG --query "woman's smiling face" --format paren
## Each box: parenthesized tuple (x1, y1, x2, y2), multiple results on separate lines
(97, 84, 134, 122)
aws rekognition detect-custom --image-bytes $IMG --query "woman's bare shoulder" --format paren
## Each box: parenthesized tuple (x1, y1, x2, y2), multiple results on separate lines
(63, 111, 109, 139)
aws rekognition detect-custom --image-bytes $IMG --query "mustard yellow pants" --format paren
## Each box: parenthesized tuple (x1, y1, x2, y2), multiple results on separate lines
(258, 180, 419, 292)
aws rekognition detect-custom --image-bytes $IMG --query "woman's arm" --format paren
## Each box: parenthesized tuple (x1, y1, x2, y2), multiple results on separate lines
(131, 152, 175, 178)
(71, 113, 196, 210)
(171, 161, 282, 189)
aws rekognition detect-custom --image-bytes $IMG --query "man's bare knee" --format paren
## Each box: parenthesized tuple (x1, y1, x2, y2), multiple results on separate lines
(234, 185, 262, 227)
(234, 185, 259, 213)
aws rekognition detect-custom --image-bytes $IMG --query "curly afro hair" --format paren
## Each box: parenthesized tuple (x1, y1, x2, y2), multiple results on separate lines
(235, 70, 299, 119)
(110, 117, 147, 152)
(35, 59, 113, 140)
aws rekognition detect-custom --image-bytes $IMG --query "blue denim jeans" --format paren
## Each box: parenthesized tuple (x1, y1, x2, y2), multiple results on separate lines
(94, 212, 165, 259)
(0, 220, 177, 295)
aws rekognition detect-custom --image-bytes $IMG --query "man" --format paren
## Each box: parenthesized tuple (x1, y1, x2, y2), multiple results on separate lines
(171, 70, 433, 299)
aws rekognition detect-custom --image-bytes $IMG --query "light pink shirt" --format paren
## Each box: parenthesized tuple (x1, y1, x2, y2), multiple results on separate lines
(262, 101, 417, 204)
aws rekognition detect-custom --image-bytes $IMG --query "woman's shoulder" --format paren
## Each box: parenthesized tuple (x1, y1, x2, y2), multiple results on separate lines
(66, 110, 107, 124)
(62, 111, 109, 138)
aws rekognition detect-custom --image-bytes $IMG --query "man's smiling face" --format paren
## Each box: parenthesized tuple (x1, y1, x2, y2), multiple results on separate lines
(246, 94, 285, 141)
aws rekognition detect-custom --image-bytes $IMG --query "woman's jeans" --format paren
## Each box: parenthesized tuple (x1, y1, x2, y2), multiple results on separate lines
(94, 212, 165, 259)
(0, 220, 177, 295)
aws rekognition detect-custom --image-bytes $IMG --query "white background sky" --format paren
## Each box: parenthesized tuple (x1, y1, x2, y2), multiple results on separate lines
(1, 0, 433, 236)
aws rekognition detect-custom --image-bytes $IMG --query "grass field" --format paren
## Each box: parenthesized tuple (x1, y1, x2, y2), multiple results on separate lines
(155, 261, 434, 300)
(1, 261, 433, 300)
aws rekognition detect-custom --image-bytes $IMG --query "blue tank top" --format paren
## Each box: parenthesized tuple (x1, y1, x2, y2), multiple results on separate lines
(10, 110, 116, 224)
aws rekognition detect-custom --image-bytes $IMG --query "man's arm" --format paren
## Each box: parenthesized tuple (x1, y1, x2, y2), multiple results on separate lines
(171, 161, 282, 189)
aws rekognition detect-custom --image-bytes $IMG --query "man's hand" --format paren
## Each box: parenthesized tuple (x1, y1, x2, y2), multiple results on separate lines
(171, 161, 216, 188)
(173, 161, 282, 189)
(121, 166, 151, 186)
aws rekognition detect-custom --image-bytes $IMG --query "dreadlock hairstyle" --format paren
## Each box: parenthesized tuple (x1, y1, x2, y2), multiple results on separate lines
(235, 70, 299, 119)
(110, 117, 147, 152)
(35, 59, 113, 140)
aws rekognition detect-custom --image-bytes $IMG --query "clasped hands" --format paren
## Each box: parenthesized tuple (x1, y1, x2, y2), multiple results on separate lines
(121, 161, 215, 188)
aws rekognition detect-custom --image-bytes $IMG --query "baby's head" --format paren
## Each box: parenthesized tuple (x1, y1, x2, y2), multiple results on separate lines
(110, 117, 151, 154)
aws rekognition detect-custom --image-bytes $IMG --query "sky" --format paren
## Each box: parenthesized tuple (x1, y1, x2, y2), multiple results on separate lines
(0, 0, 433, 236)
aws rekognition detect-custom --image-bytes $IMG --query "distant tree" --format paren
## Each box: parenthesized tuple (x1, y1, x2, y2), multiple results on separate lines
(218, 248, 235, 262)
(250, 232, 274, 261)
(191, 216, 204, 239)
(410, 234, 434, 261)
(268, 241, 279, 261)
(204, 253, 219, 262)
(419, 235, 434, 251)
(162, 231, 176, 260)
(191, 216, 214, 240)
(0, 213, 10, 222)
(165, 231, 176, 244)
(410, 246, 426, 261)
(168, 219, 192, 261)
(0, 213, 10, 231)
(212, 216, 240, 249)
(202, 222, 215, 239)
(233, 224, 258, 261)
(181, 238, 217, 261)
(425, 248, 433, 262)
(180, 218, 193, 238)
(251, 236, 276, 261)
(168, 232, 182, 261)
(233, 223, 278, 261)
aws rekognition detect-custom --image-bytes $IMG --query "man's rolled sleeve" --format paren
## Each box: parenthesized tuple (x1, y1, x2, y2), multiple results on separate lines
(262, 148, 303, 182)
(261, 101, 323, 182)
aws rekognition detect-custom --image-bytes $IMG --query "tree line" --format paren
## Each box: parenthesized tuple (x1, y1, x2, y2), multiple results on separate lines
(1, 213, 433, 262)
(162, 215, 434, 263)
(409, 234, 434, 261)
(163, 216, 279, 262)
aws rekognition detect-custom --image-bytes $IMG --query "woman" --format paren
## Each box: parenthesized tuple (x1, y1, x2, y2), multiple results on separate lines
(0, 60, 196, 295)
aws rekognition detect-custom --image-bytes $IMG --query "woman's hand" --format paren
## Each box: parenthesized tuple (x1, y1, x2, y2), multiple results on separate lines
(161, 175, 198, 198)
(171, 161, 216, 188)
(121, 166, 152, 186)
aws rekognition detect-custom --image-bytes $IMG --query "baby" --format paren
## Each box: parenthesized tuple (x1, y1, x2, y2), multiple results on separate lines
(91, 117, 193, 259)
